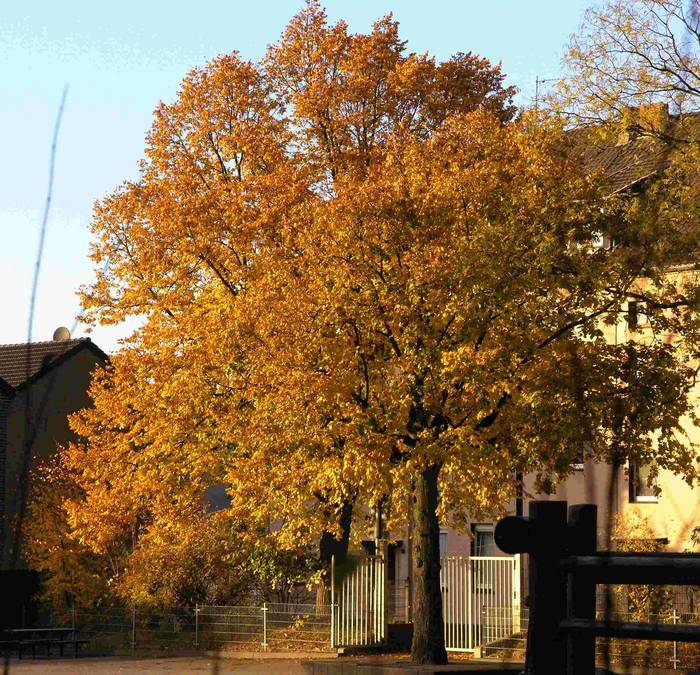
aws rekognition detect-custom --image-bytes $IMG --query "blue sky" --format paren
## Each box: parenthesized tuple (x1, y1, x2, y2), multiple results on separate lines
(0, 0, 590, 352)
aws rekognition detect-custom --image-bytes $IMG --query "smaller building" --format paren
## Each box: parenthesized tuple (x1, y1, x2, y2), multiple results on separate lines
(0, 327, 107, 568)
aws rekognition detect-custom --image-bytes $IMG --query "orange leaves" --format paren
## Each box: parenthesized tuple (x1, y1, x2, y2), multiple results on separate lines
(51, 2, 700, 613)
(146, 53, 288, 182)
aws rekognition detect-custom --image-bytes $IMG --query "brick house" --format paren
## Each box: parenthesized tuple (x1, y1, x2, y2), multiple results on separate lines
(0, 327, 107, 568)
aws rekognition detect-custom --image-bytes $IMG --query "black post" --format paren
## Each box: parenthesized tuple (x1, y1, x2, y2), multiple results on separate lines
(525, 501, 568, 675)
(566, 504, 597, 675)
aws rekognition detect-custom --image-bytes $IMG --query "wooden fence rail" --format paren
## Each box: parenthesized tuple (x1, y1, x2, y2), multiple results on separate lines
(495, 500, 700, 675)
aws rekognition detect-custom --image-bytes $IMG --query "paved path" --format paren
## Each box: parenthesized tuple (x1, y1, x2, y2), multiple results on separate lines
(2, 655, 307, 674)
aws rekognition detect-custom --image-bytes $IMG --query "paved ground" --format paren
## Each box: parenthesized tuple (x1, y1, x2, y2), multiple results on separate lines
(1, 655, 308, 674)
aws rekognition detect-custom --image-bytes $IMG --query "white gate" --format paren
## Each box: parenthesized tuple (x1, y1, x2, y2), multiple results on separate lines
(441, 555, 521, 652)
(332, 554, 386, 647)
(333, 553, 520, 653)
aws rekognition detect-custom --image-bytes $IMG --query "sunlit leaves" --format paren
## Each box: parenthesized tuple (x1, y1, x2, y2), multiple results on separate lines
(35, 1, 700, 610)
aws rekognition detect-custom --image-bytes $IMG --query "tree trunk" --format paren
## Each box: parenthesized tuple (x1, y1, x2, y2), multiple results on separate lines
(316, 498, 353, 607)
(410, 463, 448, 664)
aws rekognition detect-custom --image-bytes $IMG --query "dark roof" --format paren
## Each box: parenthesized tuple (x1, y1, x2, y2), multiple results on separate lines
(579, 134, 672, 194)
(0, 338, 107, 388)
(571, 110, 700, 194)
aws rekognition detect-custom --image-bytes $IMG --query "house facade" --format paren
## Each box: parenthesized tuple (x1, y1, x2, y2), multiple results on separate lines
(0, 328, 107, 568)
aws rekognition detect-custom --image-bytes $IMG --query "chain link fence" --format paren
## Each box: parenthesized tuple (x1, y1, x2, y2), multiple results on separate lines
(33, 603, 334, 656)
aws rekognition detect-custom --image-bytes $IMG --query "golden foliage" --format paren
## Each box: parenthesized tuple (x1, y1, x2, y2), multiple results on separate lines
(32, 2, 700, 614)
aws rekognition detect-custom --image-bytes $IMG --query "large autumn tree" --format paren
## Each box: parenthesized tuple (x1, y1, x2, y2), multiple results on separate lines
(48, 1, 700, 664)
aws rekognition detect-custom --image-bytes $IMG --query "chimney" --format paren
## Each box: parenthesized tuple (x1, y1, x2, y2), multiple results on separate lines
(52, 326, 71, 341)
(639, 102, 669, 133)
(618, 103, 669, 145)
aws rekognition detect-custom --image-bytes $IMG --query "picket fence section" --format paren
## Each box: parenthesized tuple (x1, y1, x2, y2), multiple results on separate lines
(441, 555, 521, 652)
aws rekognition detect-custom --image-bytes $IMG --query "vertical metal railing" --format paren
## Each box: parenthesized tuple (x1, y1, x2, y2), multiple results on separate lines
(333, 553, 520, 653)
(194, 605, 199, 647)
(333, 554, 386, 647)
(330, 555, 336, 648)
(441, 556, 472, 651)
(471, 555, 521, 650)
(439, 555, 520, 652)
(261, 602, 268, 650)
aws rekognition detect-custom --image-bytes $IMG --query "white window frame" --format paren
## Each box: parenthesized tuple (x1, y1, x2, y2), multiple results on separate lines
(629, 461, 658, 503)
(472, 523, 496, 557)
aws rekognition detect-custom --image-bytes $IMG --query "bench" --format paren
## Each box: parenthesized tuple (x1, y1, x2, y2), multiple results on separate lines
(0, 628, 89, 658)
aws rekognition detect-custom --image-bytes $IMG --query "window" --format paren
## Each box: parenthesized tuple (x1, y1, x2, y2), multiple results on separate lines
(627, 301, 638, 331)
(471, 524, 497, 557)
(439, 531, 448, 559)
(629, 461, 658, 503)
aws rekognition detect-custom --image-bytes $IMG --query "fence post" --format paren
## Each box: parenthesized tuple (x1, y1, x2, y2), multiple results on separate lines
(525, 500, 568, 675)
(261, 602, 268, 650)
(379, 539, 389, 642)
(330, 554, 335, 649)
(131, 605, 136, 654)
(195, 604, 199, 648)
(512, 554, 522, 634)
(566, 504, 597, 675)
(672, 608, 679, 670)
(467, 556, 473, 651)
(404, 578, 411, 624)
(71, 606, 76, 631)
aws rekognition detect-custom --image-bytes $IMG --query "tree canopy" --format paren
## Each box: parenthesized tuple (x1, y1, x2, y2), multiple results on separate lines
(30, 1, 700, 663)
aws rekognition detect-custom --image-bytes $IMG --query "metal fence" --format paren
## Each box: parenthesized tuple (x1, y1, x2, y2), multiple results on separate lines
(332, 553, 521, 652)
(480, 607, 529, 661)
(332, 554, 386, 647)
(27, 555, 522, 656)
(37, 603, 333, 656)
(440, 555, 521, 652)
(196, 603, 332, 652)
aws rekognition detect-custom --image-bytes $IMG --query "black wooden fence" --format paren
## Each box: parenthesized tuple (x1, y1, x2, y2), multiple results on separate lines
(495, 500, 700, 674)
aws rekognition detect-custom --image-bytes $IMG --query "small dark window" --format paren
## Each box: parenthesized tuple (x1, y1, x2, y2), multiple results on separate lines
(627, 301, 638, 331)
(439, 532, 448, 558)
(629, 461, 657, 502)
(470, 524, 496, 557)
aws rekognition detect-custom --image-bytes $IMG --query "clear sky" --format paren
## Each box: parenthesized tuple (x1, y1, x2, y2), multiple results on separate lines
(0, 0, 591, 353)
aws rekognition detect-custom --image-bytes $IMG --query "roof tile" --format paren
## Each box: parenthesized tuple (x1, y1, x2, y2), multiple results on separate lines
(0, 339, 89, 388)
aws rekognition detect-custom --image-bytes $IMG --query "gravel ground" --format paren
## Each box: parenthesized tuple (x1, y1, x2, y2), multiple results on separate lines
(1, 655, 308, 674)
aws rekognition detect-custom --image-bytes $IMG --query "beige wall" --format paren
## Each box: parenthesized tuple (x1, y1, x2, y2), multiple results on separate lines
(524, 460, 700, 552)
(514, 271, 700, 552)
